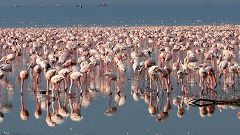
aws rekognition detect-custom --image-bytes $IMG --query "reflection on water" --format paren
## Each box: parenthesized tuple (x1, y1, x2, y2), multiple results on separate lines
(0, 26, 240, 135)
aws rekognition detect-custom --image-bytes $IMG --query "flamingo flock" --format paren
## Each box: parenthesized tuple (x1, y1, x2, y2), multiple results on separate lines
(0, 25, 240, 125)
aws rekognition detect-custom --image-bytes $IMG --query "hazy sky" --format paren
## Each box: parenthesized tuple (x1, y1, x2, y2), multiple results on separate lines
(1, 0, 240, 6)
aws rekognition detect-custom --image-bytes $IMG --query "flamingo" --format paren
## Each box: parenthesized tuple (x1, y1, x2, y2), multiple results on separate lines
(33, 64, 42, 84)
(198, 68, 207, 90)
(46, 100, 56, 127)
(0, 63, 12, 72)
(45, 69, 56, 95)
(58, 68, 71, 90)
(148, 66, 160, 93)
(0, 53, 15, 64)
(0, 111, 4, 123)
(19, 70, 28, 94)
(104, 72, 120, 93)
(34, 96, 42, 119)
(69, 71, 83, 94)
(50, 98, 64, 125)
(206, 66, 217, 90)
(148, 93, 158, 115)
(177, 70, 187, 95)
(0, 70, 4, 79)
(217, 58, 229, 79)
(159, 66, 171, 94)
(199, 106, 208, 118)
(69, 98, 83, 121)
(20, 95, 29, 120)
(50, 75, 65, 97)
(104, 92, 118, 117)
(132, 57, 140, 74)
(172, 58, 180, 76)
(19, 70, 29, 120)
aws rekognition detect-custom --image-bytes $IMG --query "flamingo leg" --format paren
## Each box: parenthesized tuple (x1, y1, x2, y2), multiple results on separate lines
(64, 78, 67, 91)
(121, 72, 124, 93)
(46, 80, 49, 95)
(155, 81, 159, 94)
(57, 83, 60, 94)
(212, 75, 217, 88)
(114, 81, 120, 93)
(78, 78, 83, 94)
(200, 78, 204, 94)
(36, 73, 40, 84)
(77, 80, 81, 94)
(51, 84, 55, 97)
(21, 79, 24, 95)
(69, 79, 73, 94)
(165, 78, 170, 93)
(167, 75, 171, 89)
(149, 77, 152, 89)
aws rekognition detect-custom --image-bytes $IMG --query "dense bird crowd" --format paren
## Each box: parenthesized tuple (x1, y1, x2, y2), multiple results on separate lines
(0, 25, 240, 126)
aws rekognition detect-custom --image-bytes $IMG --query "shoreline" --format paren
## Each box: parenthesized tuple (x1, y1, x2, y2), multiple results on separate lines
(0, 23, 239, 29)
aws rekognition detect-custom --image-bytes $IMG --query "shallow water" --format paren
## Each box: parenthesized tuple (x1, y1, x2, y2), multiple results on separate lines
(0, 49, 240, 135)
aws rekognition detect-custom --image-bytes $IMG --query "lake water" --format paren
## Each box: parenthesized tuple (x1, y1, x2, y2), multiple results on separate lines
(0, 3, 240, 135)
(0, 46, 240, 135)
(0, 3, 240, 27)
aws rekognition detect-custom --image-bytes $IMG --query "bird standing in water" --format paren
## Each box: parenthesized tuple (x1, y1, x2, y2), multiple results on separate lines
(19, 70, 29, 94)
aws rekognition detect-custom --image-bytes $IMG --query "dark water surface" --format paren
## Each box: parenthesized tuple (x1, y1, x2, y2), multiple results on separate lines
(0, 3, 240, 27)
